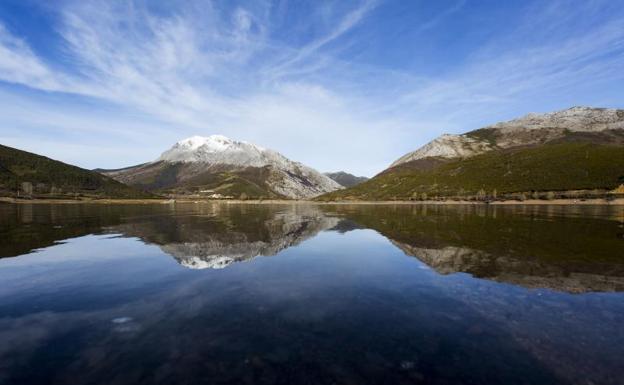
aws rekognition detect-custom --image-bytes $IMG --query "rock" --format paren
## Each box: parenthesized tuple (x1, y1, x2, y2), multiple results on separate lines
(390, 106, 624, 168)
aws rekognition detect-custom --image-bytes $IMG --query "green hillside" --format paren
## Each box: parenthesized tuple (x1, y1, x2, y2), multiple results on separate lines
(101, 161, 283, 199)
(0, 144, 154, 199)
(317, 143, 624, 201)
(156, 167, 283, 199)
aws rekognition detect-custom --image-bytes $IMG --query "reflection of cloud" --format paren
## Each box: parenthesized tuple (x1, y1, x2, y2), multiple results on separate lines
(1, 203, 624, 384)
(1, 232, 622, 385)
(111, 316, 133, 324)
(112, 317, 142, 334)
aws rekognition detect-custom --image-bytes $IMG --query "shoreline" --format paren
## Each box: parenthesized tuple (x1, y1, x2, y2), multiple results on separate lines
(1, 197, 623, 205)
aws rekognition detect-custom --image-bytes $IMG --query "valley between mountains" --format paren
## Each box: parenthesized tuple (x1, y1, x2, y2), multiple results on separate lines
(1, 106, 623, 202)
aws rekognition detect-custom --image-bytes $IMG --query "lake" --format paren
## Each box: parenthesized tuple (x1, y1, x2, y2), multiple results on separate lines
(0, 202, 623, 385)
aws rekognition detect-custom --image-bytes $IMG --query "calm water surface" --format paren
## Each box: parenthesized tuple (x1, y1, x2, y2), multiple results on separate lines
(0, 203, 623, 385)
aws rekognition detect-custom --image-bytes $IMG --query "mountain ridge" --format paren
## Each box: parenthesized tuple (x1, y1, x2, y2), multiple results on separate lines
(324, 171, 369, 187)
(318, 106, 624, 201)
(391, 106, 624, 168)
(100, 135, 342, 199)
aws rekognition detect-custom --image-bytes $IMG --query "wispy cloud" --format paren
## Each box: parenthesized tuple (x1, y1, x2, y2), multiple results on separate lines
(396, 7, 624, 121)
(0, 24, 68, 91)
(414, 0, 465, 34)
(266, 0, 378, 78)
(0, 0, 623, 175)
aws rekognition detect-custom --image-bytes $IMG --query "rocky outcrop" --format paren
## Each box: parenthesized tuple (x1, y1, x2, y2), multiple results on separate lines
(389, 134, 492, 167)
(491, 106, 624, 134)
(390, 106, 624, 168)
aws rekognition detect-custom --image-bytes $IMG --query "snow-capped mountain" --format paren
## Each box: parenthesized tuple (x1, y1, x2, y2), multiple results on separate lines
(101, 135, 342, 199)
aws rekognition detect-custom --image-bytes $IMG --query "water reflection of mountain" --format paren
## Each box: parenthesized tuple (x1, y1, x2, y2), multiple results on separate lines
(2, 202, 623, 291)
(323, 204, 624, 293)
(0, 203, 144, 258)
(0, 204, 338, 270)
(392, 242, 624, 293)
(113, 205, 339, 269)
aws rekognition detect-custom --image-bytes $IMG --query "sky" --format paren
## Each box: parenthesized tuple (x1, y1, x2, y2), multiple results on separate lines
(0, 0, 623, 176)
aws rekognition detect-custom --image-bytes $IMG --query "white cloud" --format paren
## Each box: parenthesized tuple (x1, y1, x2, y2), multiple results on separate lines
(0, 0, 623, 176)
(0, 24, 67, 92)
(0, 1, 396, 175)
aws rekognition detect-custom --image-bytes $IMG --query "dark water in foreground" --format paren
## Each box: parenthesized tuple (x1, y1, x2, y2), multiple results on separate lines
(0, 203, 623, 385)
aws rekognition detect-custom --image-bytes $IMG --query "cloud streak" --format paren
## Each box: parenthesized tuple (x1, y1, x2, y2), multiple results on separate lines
(0, 0, 623, 175)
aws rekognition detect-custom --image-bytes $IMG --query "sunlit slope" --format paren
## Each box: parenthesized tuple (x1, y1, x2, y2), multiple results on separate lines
(317, 143, 624, 200)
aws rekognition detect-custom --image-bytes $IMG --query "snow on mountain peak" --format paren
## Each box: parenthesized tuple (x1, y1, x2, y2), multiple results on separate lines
(175, 135, 236, 151)
(158, 135, 269, 165)
(156, 134, 342, 198)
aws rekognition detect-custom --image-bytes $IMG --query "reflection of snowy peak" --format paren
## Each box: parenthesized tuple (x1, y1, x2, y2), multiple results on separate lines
(177, 255, 235, 269)
(165, 213, 339, 269)
(113, 206, 340, 270)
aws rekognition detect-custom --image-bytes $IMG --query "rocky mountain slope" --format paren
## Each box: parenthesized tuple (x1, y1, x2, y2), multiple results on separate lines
(391, 106, 624, 167)
(100, 135, 341, 199)
(319, 107, 624, 201)
(324, 171, 369, 187)
(0, 144, 153, 199)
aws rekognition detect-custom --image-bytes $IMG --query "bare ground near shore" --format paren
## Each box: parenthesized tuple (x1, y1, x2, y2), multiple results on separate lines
(1, 197, 623, 205)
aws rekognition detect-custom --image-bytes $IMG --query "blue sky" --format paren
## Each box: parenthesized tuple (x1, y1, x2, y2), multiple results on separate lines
(0, 0, 623, 176)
